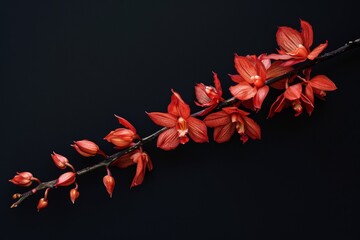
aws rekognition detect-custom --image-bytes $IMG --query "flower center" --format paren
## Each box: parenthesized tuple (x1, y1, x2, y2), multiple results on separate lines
(292, 100, 303, 113)
(205, 86, 218, 99)
(176, 117, 188, 137)
(231, 114, 245, 134)
(251, 75, 264, 88)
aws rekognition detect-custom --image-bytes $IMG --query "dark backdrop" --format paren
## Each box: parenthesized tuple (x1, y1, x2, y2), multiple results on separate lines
(1, 0, 359, 239)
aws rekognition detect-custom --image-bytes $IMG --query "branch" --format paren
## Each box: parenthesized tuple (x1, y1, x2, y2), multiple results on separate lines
(10, 38, 360, 209)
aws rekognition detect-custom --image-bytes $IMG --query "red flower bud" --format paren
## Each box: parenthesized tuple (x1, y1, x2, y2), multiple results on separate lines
(51, 152, 69, 169)
(70, 188, 80, 204)
(37, 198, 48, 212)
(71, 140, 100, 157)
(9, 172, 40, 187)
(103, 175, 115, 198)
(104, 128, 136, 149)
(55, 172, 76, 187)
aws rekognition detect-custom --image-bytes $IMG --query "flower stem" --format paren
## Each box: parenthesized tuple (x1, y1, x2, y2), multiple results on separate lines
(10, 38, 360, 209)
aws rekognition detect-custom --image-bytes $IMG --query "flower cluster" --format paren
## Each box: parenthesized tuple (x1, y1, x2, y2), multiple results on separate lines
(9, 19, 341, 211)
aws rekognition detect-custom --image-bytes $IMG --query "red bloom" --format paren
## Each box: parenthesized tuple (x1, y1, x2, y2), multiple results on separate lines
(230, 55, 292, 111)
(71, 140, 104, 157)
(130, 150, 153, 188)
(9, 172, 40, 187)
(195, 71, 223, 115)
(265, 19, 328, 66)
(300, 70, 337, 104)
(204, 107, 261, 143)
(147, 90, 208, 150)
(104, 116, 139, 149)
(111, 149, 153, 188)
(268, 83, 314, 118)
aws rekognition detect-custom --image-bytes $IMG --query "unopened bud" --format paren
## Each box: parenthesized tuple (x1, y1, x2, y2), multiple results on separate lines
(71, 140, 100, 157)
(103, 175, 115, 198)
(37, 198, 48, 212)
(51, 152, 69, 169)
(55, 172, 76, 187)
(9, 172, 40, 187)
(70, 188, 80, 204)
(12, 193, 21, 199)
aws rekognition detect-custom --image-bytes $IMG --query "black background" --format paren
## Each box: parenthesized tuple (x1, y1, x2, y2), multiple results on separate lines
(1, 0, 359, 239)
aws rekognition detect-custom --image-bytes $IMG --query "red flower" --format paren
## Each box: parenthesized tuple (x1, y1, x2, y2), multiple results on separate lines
(204, 107, 261, 143)
(265, 19, 328, 66)
(9, 172, 40, 187)
(195, 71, 223, 115)
(230, 55, 291, 111)
(55, 172, 76, 187)
(130, 150, 153, 188)
(268, 83, 314, 118)
(104, 115, 139, 149)
(71, 140, 104, 157)
(111, 149, 153, 188)
(147, 90, 208, 150)
(300, 70, 337, 104)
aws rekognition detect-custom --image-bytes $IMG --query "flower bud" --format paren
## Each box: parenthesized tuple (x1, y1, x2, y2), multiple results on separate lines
(71, 140, 100, 157)
(104, 128, 136, 149)
(70, 188, 80, 204)
(37, 198, 48, 212)
(51, 152, 69, 169)
(103, 175, 115, 198)
(12, 193, 21, 199)
(55, 172, 76, 187)
(9, 172, 40, 187)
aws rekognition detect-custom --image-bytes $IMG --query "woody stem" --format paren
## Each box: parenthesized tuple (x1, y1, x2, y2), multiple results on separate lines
(11, 37, 360, 209)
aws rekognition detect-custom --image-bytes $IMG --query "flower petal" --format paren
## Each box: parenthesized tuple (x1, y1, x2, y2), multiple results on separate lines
(301, 93, 314, 116)
(187, 117, 208, 143)
(234, 55, 258, 83)
(228, 74, 245, 83)
(267, 94, 288, 118)
(263, 53, 293, 60)
(281, 59, 306, 67)
(253, 85, 269, 110)
(266, 61, 293, 79)
(229, 82, 257, 100)
(309, 75, 337, 91)
(115, 115, 137, 133)
(284, 83, 302, 100)
(131, 158, 146, 188)
(157, 128, 180, 150)
(300, 19, 313, 49)
(147, 112, 177, 128)
(213, 71, 223, 98)
(195, 83, 212, 106)
(243, 115, 261, 140)
(204, 111, 231, 127)
(168, 90, 191, 118)
(213, 123, 235, 143)
(111, 152, 137, 168)
(307, 41, 328, 60)
(305, 84, 314, 105)
(276, 26, 303, 53)
(222, 106, 250, 116)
